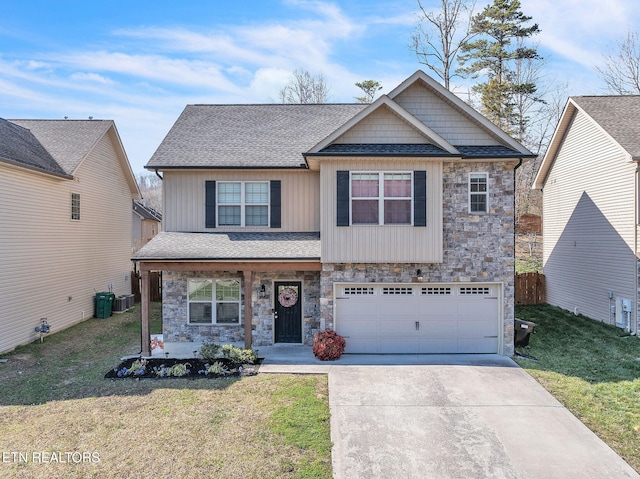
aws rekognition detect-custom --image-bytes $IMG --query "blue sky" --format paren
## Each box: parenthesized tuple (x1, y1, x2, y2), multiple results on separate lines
(2, 0, 639, 174)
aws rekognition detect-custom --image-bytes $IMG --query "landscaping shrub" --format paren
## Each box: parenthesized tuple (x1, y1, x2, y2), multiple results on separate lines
(312, 329, 346, 360)
(198, 341, 221, 361)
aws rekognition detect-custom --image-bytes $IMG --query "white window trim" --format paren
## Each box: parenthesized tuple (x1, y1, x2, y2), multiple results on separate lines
(217, 181, 270, 227)
(468, 172, 489, 214)
(187, 278, 242, 325)
(349, 171, 414, 225)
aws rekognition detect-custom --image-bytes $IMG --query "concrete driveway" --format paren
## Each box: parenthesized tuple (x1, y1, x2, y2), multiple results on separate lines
(328, 357, 639, 479)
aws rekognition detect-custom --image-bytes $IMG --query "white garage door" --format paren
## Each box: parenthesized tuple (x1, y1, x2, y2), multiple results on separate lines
(335, 283, 500, 354)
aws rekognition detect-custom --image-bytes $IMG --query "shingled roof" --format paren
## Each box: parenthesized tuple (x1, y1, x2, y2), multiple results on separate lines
(132, 231, 321, 261)
(145, 104, 367, 169)
(9, 119, 113, 175)
(0, 119, 69, 177)
(571, 96, 640, 159)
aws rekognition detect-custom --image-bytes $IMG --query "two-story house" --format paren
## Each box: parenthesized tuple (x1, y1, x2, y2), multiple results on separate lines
(134, 71, 534, 357)
(0, 118, 140, 353)
(534, 96, 640, 335)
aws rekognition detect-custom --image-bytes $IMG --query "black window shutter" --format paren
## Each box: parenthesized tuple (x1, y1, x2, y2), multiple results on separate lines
(336, 170, 350, 226)
(413, 171, 427, 227)
(270, 180, 281, 228)
(205, 180, 216, 228)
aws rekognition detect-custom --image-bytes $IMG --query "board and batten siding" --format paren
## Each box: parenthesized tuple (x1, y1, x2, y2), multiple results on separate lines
(320, 159, 443, 263)
(393, 83, 501, 146)
(0, 130, 136, 354)
(162, 169, 320, 232)
(542, 109, 637, 324)
(336, 106, 430, 144)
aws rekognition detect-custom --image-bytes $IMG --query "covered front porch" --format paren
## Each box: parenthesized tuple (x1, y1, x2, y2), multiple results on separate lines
(133, 231, 322, 357)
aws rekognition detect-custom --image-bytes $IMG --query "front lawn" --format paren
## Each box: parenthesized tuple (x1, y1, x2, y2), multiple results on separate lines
(515, 304, 640, 472)
(0, 304, 332, 479)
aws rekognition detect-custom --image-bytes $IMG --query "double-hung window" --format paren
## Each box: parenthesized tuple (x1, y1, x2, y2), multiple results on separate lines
(188, 279, 241, 324)
(218, 181, 269, 226)
(351, 172, 412, 225)
(469, 173, 488, 213)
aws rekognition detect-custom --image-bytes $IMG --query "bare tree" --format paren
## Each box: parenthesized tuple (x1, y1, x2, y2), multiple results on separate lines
(278, 70, 331, 104)
(137, 173, 162, 213)
(355, 80, 383, 103)
(411, 0, 475, 90)
(596, 29, 640, 94)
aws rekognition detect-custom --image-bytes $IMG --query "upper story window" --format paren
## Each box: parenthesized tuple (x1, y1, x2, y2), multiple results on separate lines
(71, 193, 80, 220)
(469, 173, 488, 213)
(351, 172, 412, 225)
(218, 181, 269, 226)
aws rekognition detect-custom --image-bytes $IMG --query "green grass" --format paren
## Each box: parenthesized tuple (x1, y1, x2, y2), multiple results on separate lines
(0, 304, 332, 479)
(515, 256, 542, 273)
(515, 304, 640, 472)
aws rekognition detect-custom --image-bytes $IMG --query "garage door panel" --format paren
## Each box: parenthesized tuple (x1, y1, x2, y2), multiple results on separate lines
(419, 320, 458, 337)
(458, 337, 498, 354)
(379, 320, 417, 335)
(458, 319, 497, 337)
(382, 337, 421, 353)
(419, 338, 458, 354)
(457, 301, 498, 317)
(339, 319, 379, 337)
(336, 283, 501, 354)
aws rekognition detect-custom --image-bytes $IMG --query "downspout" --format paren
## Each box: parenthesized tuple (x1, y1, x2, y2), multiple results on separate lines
(512, 158, 523, 353)
(635, 162, 639, 336)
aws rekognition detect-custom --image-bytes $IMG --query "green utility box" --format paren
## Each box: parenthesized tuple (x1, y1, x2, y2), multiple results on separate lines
(95, 292, 115, 318)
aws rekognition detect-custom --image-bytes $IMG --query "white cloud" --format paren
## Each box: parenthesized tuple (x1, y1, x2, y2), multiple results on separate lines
(70, 72, 114, 84)
(523, 0, 639, 67)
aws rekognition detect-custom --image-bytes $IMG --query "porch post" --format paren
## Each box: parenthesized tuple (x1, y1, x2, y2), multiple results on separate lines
(243, 270, 253, 350)
(141, 269, 151, 357)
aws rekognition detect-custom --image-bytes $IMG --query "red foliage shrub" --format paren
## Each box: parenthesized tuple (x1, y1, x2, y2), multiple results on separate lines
(312, 329, 346, 360)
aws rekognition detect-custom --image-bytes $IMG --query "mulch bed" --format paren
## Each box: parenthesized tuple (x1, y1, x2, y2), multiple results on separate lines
(105, 357, 261, 379)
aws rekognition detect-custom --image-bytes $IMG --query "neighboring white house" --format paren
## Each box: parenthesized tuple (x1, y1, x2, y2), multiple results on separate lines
(0, 118, 140, 353)
(534, 96, 640, 335)
(134, 71, 534, 357)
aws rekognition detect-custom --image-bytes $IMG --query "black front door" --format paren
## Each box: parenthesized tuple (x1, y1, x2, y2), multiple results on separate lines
(274, 281, 302, 343)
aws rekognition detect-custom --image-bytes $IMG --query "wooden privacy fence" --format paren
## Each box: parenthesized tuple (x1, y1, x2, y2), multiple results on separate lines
(131, 271, 162, 303)
(515, 272, 545, 305)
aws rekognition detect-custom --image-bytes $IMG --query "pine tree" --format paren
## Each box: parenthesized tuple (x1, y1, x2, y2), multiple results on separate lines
(458, 0, 540, 135)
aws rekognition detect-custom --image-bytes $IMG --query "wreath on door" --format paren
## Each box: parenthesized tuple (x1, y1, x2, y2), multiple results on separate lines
(278, 287, 298, 308)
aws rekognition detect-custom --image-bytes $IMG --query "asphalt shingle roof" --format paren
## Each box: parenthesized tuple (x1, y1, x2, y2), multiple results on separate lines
(132, 231, 321, 261)
(315, 143, 527, 158)
(571, 96, 640, 159)
(145, 104, 367, 169)
(8, 119, 112, 175)
(0, 119, 68, 176)
(133, 200, 162, 222)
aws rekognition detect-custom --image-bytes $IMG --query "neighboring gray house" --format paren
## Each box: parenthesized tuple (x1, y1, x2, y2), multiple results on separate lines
(132, 200, 162, 252)
(134, 71, 534, 357)
(534, 96, 640, 335)
(0, 118, 140, 353)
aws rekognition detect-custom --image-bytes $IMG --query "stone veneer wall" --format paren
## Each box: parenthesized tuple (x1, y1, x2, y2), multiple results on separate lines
(320, 161, 518, 355)
(162, 270, 321, 347)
